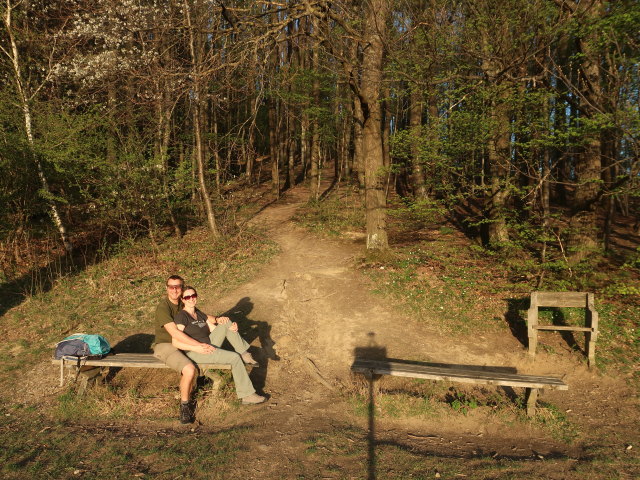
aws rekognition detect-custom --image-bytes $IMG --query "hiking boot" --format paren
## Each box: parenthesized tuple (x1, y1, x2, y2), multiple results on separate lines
(241, 352, 259, 366)
(188, 398, 198, 417)
(180, 402, 194, 424)
(241, 393, 266, 405)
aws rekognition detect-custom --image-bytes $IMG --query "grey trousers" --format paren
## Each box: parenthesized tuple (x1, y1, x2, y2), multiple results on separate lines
(185, 322, 255, 399)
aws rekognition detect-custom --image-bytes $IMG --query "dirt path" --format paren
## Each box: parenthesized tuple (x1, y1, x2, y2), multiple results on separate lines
(187, 182, 639, 479)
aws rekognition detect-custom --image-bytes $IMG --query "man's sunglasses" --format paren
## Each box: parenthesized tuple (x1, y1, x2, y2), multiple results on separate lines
(182, 294, 198, 301)
(167, 285, 183, 290)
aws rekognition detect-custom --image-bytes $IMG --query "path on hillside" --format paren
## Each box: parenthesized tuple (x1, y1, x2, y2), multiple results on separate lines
(200, 183, 629, 479)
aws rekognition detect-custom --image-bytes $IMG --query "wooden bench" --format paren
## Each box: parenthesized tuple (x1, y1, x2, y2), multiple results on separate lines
(52, 353, 249, 393)
(527, 291, 599, 368)
(351, 358, 568, 416)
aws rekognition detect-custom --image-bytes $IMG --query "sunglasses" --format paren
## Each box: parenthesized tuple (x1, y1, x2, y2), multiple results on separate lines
(167, 285, 183, 290)
(182, 293, 198, 301)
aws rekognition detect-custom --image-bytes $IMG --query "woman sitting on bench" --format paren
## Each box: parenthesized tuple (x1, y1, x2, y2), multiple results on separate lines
(171, 286, 266, 405)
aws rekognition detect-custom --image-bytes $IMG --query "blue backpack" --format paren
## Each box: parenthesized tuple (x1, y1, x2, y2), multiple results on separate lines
(54, 333, 111, 359)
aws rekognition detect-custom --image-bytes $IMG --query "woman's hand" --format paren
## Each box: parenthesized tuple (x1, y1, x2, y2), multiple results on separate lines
(229, 322, 238, 332)
(197, 343, 216, 354)
(216, 316, 230, 324)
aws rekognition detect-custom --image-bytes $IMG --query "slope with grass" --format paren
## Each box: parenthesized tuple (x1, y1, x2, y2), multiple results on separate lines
(1, 180, 639, 479)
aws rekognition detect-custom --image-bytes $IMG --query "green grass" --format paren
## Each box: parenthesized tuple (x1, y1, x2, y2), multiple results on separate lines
(294, 422, 632, 480)
(0, 408, 247, 479)
(363, 242, 518, 335)
(533, 402, 580, 444)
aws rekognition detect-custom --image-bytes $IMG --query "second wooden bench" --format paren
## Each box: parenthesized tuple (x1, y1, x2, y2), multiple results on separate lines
(351, 358, 568, 416)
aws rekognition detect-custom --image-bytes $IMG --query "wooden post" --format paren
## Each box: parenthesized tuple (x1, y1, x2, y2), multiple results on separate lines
(525, 388, 538, 417)
(203, 370, 223, 393)
(586, 292, 598, 368)
(77, 367, 101, 395)
(527, 292, 539, 358)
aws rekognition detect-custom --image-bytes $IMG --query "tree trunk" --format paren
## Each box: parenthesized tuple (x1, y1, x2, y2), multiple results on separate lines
(212, 107, 222, 194)
(340, 82, 353, 181)
(156, 85, 181, 237)
(184, 0, 219, 237)
(309, 19, 321, 200)
(3, 1, 72, 253)
(567, 0, 605, 262)
(480, 25, 511, 246)
(360, 0, 390, 250)
(409, 87, 426, 197)
(352, 94, 365, 189)
(268, 96, 280, 196)
(486, 91, 511, 246)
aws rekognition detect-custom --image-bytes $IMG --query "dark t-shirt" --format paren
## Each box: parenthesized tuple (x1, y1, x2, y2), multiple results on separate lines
(174, 309, 211, 344)
(153, 297, 183, 345)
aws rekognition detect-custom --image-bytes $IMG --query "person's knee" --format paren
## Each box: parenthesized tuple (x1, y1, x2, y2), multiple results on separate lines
(230, 353, 242, 366)
(182, 363, 197, 378)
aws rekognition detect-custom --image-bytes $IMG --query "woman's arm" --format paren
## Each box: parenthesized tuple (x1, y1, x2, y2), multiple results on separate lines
(205, 314, 238, 332)
(172, 337, 215, 353)
(169, 313, 215, 353)
(207, 314, 230, 324)
(164, 321, 202, 347)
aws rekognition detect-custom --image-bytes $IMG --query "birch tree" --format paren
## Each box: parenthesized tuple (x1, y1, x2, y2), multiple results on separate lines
(1, 0, 72, 252)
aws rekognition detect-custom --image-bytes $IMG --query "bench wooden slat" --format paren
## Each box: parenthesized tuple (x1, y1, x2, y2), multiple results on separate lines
(534, 292, 589, 308)
(534, 325, 594, 332)
(351, 359, 568, 390)
(52, 353, 233, 370)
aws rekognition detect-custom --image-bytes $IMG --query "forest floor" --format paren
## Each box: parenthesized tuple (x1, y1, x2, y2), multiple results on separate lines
(2, 179, 639, 479)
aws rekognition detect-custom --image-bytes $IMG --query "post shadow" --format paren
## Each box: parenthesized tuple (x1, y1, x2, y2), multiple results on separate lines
(504, 297, 529, 348)
(220, 296, 279, 394)
(353, 332, 387, 480)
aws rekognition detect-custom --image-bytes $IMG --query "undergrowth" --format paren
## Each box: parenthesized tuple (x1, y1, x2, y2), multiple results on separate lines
(293, 189, 365, 236)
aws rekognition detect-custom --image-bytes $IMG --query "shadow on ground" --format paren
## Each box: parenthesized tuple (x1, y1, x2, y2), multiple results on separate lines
(222, 296, 279, 394)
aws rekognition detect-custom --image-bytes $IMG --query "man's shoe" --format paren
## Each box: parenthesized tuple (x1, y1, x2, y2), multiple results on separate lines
(188, 398, 198, 416)
(180, 402, 194, 424)
(241, 352, 259, 366)
(241, 393, 266, 405)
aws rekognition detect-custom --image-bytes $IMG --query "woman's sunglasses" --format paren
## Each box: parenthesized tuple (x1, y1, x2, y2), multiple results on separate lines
(183, 294, 198, 301)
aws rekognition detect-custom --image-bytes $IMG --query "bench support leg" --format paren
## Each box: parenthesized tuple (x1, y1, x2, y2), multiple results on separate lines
(525, 388, 538, 417)
(586, 333, 597, 369)
(77, 367, 101, 395)
(527, 330, 538, 359)
(203, 370, 223, 393)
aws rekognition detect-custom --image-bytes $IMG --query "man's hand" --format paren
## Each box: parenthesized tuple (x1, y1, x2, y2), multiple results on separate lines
(229, 322, 238, 332)
(216, 316, 231, 324)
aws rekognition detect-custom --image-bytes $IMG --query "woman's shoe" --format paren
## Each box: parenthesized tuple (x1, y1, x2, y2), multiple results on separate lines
(241, 352, 259, 366)
(241, 393, 266, 405)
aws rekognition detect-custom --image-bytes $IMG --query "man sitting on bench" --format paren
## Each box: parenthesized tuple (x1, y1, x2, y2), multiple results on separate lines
(152, 275, 211, 423)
